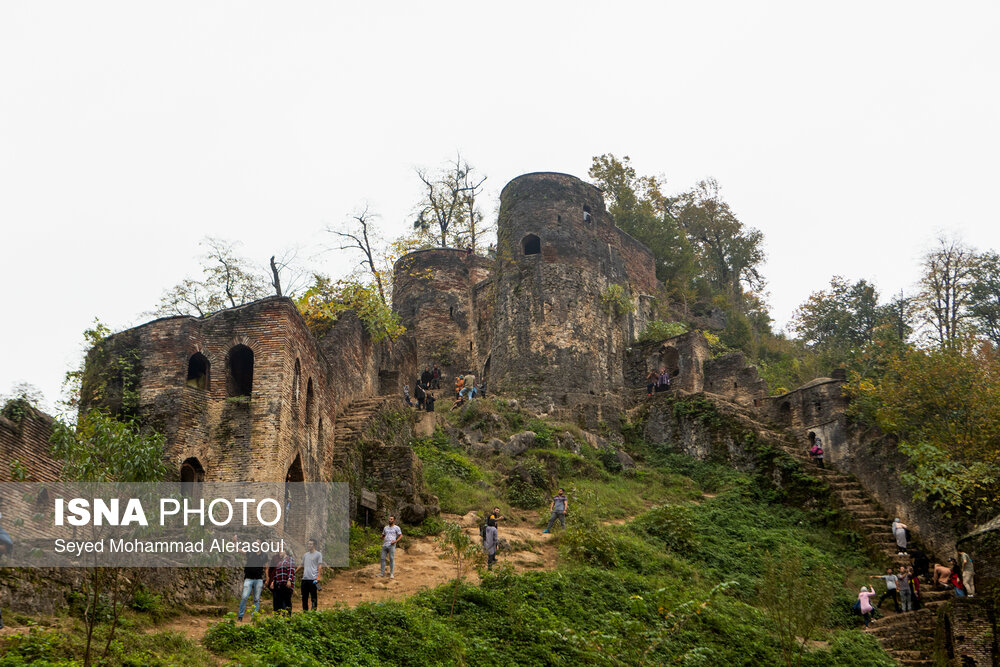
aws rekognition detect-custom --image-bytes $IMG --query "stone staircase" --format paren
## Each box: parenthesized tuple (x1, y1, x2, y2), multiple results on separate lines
(685, 393, 949, 666)
(329, 396, 399, 471)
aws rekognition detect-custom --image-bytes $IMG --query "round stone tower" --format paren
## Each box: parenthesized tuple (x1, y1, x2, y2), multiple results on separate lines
(489, 172, 657, 419)
(392, 248, 493, 382)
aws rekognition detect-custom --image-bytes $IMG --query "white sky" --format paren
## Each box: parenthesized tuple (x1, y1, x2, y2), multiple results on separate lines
(2, 2, 999, 412)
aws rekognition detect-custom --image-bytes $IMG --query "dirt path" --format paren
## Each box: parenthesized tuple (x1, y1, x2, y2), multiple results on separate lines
(146, 511, 559, 642)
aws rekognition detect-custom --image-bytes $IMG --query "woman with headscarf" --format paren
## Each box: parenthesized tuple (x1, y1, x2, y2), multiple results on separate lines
(891, 518, 908, 555)
(858, 585, 877, 628)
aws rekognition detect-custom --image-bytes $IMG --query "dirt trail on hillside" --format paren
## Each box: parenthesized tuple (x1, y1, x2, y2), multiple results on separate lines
(147, 511, 559, 641)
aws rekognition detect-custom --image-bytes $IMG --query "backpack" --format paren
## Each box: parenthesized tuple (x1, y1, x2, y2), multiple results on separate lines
(852, 599, 861, 614)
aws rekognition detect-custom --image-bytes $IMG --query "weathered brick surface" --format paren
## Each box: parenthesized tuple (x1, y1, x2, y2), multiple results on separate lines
(939, 599, 997, 666)
(81, 297, 416, 490)
(0, 407, 60, 482)
(392, 249, 493, 381)
(490, 172, 657, 414)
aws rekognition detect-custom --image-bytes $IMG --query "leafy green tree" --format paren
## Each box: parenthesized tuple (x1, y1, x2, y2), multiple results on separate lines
(152, 238, 271, 317)
(674, 178, 765, 305)
(295, 274, 404, 342)
(845, 340, 1000, 518)
(49, 410, 167, 666)
(588, 154, 697, 297)
(968, 251, 1000, 346)
(758, 550, 837, 667)
(917, 235, 978, 347)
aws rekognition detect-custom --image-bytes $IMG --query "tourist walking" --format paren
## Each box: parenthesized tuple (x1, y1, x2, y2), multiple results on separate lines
(858, 586, 877, 628)
(379, 515, 402, 579)
(891, 518, 908, 555)
(237, 538, 266, 621)
(483, 518, 498, 570)
(870, 568, 899, 612)
(299, 538, 323, 611)
(543, 488, 568, 533)
(808, 439, 825, 468)
(960, 551, 975, 597)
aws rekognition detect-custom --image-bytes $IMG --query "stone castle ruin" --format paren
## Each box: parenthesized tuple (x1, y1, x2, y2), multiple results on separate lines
(3, 171, 999, 661)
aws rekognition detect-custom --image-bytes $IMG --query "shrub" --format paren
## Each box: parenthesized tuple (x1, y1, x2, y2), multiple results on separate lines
(631, 503, 700, 552)
(639, 320, 688, 342)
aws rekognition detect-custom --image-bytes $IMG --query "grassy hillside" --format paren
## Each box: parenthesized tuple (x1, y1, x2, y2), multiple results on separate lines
(0, 399, 894, 666)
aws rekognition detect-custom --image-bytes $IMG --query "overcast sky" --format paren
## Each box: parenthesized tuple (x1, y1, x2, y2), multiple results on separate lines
(2, 2, 998, 412)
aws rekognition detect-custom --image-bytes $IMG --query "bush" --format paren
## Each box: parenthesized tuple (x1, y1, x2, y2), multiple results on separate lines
(639, 320, 688, 342)
(630, 503, 700, 552)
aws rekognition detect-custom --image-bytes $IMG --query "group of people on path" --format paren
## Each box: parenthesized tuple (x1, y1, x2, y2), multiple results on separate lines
(645, 367, 673, 396)
(237, 537, 324, 621)
(403, 366, 488, 412)
(857, 549, 975, 627)
(481, 489, 569, 568)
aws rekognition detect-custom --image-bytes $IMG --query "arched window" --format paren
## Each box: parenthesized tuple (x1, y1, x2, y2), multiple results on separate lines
(780, 402, 792, 426)
(305, 378, 314, 425)
(522, 234, 541, 256)
(583, 204, 592, 224)
(186, 353, 210, 389)
(292, 358, 301, 404)
(180, 457, 205, 497)
(226, 345, 254, 397)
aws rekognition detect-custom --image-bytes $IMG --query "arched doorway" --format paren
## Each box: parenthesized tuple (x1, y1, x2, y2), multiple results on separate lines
(180, 457, 205, 497)
(284, 454, 306, 543)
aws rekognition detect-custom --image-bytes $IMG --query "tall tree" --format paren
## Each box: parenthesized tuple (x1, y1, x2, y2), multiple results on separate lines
(917, 235, 978, 346)
(791, 277, 882, 351)
(152, 238, 270, 317)
(675, 178, 765, 305)
(968, 251, 1000, 346)
(588, 154, 696, 297)
(329, 206, 389, 305)
(413, 155, 487, 248)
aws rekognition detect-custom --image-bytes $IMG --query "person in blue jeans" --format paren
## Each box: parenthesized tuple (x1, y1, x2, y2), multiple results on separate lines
(238, 539, 267, 621)
(379, 515, 402, 579)
(543, 489, 568, 533)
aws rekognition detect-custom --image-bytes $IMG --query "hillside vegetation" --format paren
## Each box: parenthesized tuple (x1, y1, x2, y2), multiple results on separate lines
(1, 398, 893, 666)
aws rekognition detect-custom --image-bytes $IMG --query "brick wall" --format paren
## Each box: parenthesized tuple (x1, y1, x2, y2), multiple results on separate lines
(0, 407, 60, 483)
(939, 599, 997, 666)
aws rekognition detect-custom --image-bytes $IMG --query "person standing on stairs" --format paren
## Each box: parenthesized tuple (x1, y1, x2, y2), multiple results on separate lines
(907, 565, 921, 610)
(960, 551, 975, 597)
(891, 518, 908, 555)
(948, 558, 967, 597)
(870, 568, 900, 612)
(858, 586, 877, 628)
(897, 566, 913, 612)
(909, 548, 930, 582)
(808, 439, 825, 468)
(414, 381, 426, 411)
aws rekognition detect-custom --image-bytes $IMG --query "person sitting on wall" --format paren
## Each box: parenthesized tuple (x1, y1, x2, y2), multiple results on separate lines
(455, 376, 464, 399)
(655, 367, 671, 393)
(646, 369, 659, 396)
